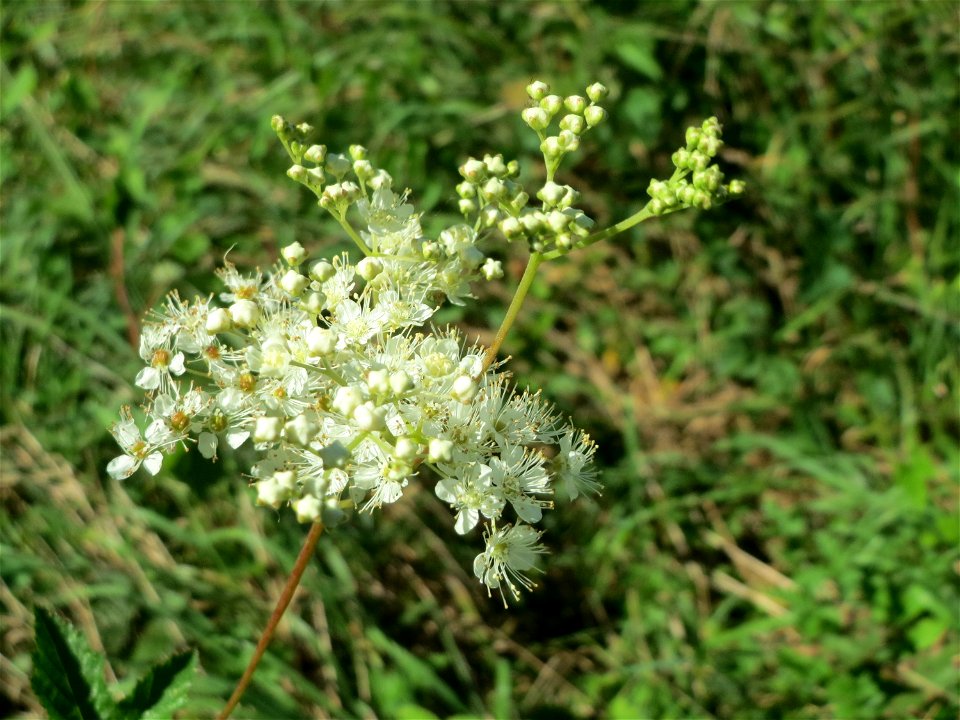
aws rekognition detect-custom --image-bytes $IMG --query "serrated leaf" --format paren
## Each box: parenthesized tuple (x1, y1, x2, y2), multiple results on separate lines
(31, 607, 118, 720)
(117, 651, 197, 720)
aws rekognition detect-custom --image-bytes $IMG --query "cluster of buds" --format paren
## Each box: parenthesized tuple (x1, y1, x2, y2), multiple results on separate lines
(454, 81, 609, 256)
(647, 116, 746, 214)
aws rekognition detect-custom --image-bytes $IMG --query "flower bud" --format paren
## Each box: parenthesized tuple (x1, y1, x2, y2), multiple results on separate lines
(287, 165, 308, 182)
(558, 130, 579, 151)
(481, 206, 502, 228)
(326, 153, 352, 177)
(728, 179, 746, 195)
(459, 199, 478, 216)
(500, 216, 522, 239)
(353, 159, 374, 181)
(310, 260, 335, 282)
(560, 114, 586, 135)
(481, 258, 503, 280)
(539, 94, 563, 116)
(481, 177, 506, 202)
(526, 80, 549, 100)
(564, 95, 588, 114)
(538, 181, 565, 206)
(348, 144, 368, 161)
(274, 469, 297, 492)
(318, 441, 350, 468)
(255, 478, 283, 508)
(281, 241, 307, 266)
(428, 438, 454, 463)
(357, 256, 383, 281)
(353, 402, 386, 431)
(206, 307, 232, 334)
(460, 158, 486, 182)
(583, 105, 607, 128)
(672, 148, 692, 169)
(389, 370, 412, 395)
(304, 291, 325, 314)
(332, 386, 364, 416)
(456, 181, 476, 198)
(366, 369, 390, 395)
(522, 107, 550, 131)
(294, 496, 321, 523)
(685, 126, 702, 149)
(230, 299, 260, 328)
(394, 437, 419, 461)
(540, 136, 563, 158)
(451, 375, 479, 403)
(304, 144, 327, 164)
(368, 169, 393, 190)
(280, 269, 309, 296)
(484, 154, 507, 176)
(253, 416, 283, 443)
(285, 413, 317, 447)
(586, 82, 609, 102)
(271, 115, 285, 133)
(306, 327, 336, 356)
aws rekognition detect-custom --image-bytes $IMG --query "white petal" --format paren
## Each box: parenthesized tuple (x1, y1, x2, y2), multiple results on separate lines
(434, 478, 458, 504)
(198, 433, 217, 459)
(226, 430, 249, 449)
(454, 508, 478, 535)
(169, 353, 186, 376)
(143, 452, 163, 475)
(107, 455, 137, 480)
(135, 367, 160, 390)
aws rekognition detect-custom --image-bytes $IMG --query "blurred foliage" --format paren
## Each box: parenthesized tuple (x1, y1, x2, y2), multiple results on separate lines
(1, 1, 957, 718)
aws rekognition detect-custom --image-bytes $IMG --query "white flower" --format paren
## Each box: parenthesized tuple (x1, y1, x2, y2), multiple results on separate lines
(473, 523, 547, 605)
(485, 445, 551, 524)
(552, 428, 600, 501)
(435, 463, 503, 535)
(106, 408, 170, 480)
(230, 299, 260, 328)
(135, 326, 186, 392)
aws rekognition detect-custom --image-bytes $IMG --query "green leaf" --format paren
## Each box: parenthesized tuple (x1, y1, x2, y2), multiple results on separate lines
(117, 650, 197, 720)
(31, 607, 117, 720)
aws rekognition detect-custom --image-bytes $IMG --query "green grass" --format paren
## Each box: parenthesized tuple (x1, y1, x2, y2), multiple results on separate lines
(2, 1, 958, 718)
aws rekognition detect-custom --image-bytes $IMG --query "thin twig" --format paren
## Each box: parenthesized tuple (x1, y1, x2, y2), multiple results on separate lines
(217, 522, 325, 720)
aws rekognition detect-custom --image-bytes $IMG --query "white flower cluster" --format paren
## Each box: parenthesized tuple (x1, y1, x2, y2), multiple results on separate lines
(109, 126, 599, 604)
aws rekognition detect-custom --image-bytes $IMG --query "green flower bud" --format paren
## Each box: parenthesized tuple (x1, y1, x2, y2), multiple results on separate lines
(698, 135, 722, 157)
(287, 165, 308, 182)
(295, 122, 313, 137)
(557, 130, 579, 151)
(583, 105, 608, 128)
(512, 190, 529, 209)
(540, 136, 563, 158)
(555, 233, 574, 251)
(506, 159, 520, 177)
(353, 159, 374, 181)
(349, 144, 368, 161)
(459, 198, 478, 216)
(648, 198, 665, 215)
(685, 126, 702, 149)
(564, 95, 588, 114)
(537, 181, 566, 206)
(481, 177, 506, 202)
(526, 80, 550, 100)
(560, 114, 587, 135)
(539, 94, 563, 116)
(456, 181, 476, 198)
(484, 154, 507, 176)
(481, 206, 502, 228)
(728, 179, 746, 195)
(326, 153, 352, 178)
(522, 107, 550, 131)
(671, 148, 691, 169)
(500, 216, 522, 238)
(304, 144, 327, 164)
(690, 150, 710, 171)
(586, 82, 609, 102)
(271, 115, 285, 133)
(459, 158, 486, 182)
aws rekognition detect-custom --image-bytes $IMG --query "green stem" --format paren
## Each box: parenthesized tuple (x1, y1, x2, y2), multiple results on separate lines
(217, 522, 325, 720)
(334, 213, 372, 256)
(482, 251, 543, 371)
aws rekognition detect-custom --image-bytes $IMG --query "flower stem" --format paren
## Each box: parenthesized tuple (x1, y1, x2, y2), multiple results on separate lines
(482, 251, 543, 371)
(217, 522, 325, 720)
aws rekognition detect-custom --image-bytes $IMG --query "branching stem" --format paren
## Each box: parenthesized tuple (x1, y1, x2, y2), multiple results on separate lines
(482, 251, 543, 371)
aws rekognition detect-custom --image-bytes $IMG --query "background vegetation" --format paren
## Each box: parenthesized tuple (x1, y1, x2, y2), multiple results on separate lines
(2, 1, 957, 718)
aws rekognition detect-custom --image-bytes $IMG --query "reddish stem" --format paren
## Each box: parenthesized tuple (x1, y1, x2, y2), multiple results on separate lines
(217, 522, 325, 720)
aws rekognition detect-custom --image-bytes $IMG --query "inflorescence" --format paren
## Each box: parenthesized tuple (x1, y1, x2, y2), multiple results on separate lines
(109, 79, 741, 605)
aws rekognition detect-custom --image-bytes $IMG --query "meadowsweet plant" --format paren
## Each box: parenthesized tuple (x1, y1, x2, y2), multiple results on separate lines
(108, 79, 742, 714)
